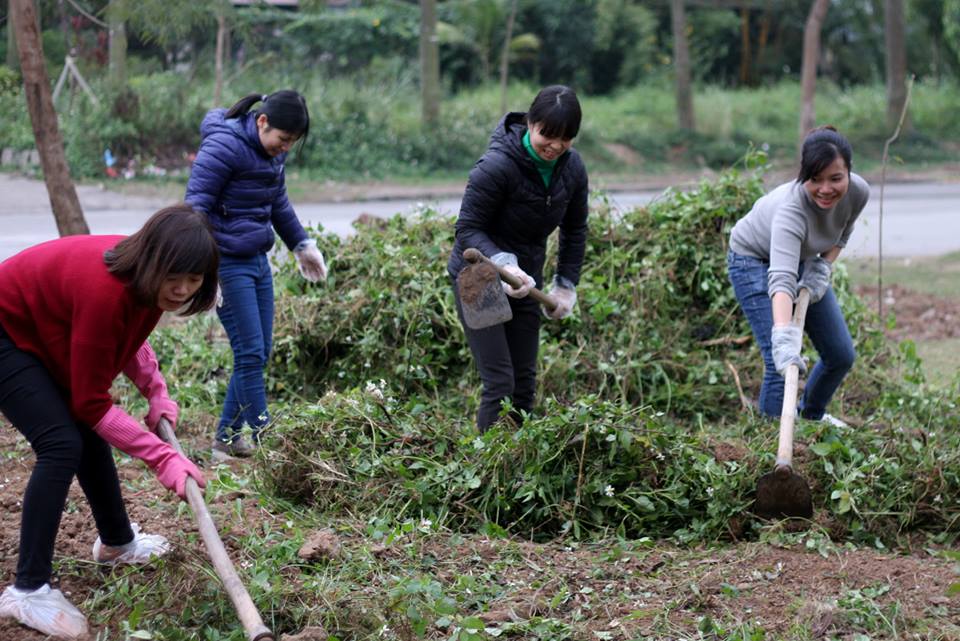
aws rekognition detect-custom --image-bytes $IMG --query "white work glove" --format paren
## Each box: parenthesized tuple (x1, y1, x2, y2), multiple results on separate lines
(544, 281, 577, 319)
(798, 256, 832, 303)
(294, 238, 328, 283)
(771, 325, 807, 376)
(490, 251, 534, 299)
(500, 265, 535, 298)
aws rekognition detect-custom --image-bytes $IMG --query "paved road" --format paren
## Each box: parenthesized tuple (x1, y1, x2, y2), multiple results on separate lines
(1, 174, 957, 261)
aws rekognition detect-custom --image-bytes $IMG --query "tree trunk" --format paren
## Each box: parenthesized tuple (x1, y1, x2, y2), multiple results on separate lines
(11, 0, 89, 236)
(739, 7, 752, 85)
(214, 12, 227, 106)
(419, 0, 440, 126)
(108, 0, 127, 87)
(671, 0, 695, 131)
(798, 0, 829, 149)
(884, 0, 909, 130)
(498, 0, 518, 114)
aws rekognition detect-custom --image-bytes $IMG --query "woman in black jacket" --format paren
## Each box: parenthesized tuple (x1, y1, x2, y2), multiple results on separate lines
(448, 85, 589, 431)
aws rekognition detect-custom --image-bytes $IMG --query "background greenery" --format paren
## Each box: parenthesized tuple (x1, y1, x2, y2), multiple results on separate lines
(1, 0, 959, 180)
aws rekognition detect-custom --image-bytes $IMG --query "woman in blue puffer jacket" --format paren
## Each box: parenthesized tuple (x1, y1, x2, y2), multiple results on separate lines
(185, 90, 326, 459)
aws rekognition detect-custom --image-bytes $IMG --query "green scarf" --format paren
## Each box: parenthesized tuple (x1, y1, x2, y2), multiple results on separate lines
(522, 130, 557, 188)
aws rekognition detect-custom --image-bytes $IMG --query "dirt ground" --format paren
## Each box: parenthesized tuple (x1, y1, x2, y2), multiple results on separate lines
(0, 421, 958, 640)
(855, 284, 960, 342)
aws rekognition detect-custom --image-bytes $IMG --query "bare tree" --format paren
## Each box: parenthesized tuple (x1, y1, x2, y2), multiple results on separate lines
(671, 0, 695, 131)
(498, 0, 519, 114)
(798, 0, 829, 148)
(884, 0, 910, 130)
(10, 0, 89, 236)
(419, 0, 440, 126)
(108, 0, 128, 87)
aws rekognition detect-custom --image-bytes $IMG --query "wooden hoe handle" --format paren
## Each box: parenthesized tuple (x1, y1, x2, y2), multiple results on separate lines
(775, 288, 811, 471)
(157, 418, 275, 641)
(462, 247, 558, 312)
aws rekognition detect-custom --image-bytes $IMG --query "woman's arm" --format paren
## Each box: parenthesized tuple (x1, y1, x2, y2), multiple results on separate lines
(184, 135, 235, 215)
(455, 160, 510, 260)
(555, 164, 589, 287)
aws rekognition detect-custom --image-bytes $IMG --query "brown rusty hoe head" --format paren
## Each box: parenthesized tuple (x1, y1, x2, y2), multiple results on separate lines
(753, 288, 814, 522)
(754, 464, 813, 520)
(457, 248, 512, 329)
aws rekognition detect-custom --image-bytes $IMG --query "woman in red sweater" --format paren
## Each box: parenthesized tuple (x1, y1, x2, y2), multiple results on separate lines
(0, 204, 218, 639)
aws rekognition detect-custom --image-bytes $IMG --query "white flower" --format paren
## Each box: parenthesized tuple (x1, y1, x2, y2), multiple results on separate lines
(604, 485, 615, 497)
(706, 486, 715, 497)
(365, 380, 385, 402)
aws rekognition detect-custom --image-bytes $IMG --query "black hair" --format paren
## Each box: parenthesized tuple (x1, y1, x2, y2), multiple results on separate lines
(526, 85, 582, 141)
(225, 90, 310, 150)
(798, 125, 853, 183)
(104, 204, 220, 315)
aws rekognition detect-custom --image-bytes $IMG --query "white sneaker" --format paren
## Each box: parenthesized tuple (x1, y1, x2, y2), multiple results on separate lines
(821, 413, 849, 428)
(0, 583, 88, 639)
(92, 522, 170, 565)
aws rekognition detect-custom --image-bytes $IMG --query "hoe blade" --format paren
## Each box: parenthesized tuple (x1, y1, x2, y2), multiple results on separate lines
(754, 466, 813, 520)
(457, 261, 512, 329)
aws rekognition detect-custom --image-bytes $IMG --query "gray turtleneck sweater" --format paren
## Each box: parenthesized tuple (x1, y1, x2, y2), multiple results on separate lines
(729, 173, 870, 298)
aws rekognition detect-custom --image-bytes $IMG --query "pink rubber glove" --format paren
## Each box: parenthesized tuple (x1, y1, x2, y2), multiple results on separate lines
(123, 342, 178, 432)
(93, 406, 205, 499)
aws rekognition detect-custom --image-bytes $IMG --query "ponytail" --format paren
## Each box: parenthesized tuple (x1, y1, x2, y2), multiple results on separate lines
(224, 90, 310, 150)
(225, 93, 264, 119)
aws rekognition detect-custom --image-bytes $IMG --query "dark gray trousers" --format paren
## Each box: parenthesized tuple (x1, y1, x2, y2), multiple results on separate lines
(453, 286, 541, 431)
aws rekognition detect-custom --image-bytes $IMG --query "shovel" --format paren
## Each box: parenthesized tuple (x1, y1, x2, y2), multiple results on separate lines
(754, 288, 814, 520)
(157, 418, 275, 641)
(458, 248, 558, 330)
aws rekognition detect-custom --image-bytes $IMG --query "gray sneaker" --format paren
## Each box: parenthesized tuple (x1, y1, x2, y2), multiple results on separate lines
(211, 436, 255, 460)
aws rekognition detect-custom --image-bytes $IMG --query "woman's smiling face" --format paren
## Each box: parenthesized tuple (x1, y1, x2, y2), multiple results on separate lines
(803, 155, 850, 209)
(528, 122, 574, 162)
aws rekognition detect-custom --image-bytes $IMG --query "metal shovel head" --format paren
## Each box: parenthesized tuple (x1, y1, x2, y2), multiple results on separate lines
(754, 465, 813, 520)
(457, 260, 513, 329)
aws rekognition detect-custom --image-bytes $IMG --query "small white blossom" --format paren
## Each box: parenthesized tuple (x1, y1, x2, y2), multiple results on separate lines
(604, 485, 615, 497)
(706, 487, 715, 497)
(365, 380, 385, 403)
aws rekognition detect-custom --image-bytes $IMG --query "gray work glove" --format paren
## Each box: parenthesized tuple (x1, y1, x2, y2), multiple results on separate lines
(798, 256, 832, 303)
(771, 325, 807, 376)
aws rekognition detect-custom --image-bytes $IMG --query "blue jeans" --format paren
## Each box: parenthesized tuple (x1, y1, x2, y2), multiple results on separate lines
(727, 250, 855, 419)
(216, 254, 273, 442)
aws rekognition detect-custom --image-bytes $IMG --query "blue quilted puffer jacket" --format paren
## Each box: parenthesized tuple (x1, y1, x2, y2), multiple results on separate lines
(185, 108, 307, 257)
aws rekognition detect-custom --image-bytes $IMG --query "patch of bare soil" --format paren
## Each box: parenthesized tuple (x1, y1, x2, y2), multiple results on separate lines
(403, 537, 960, 638)
(1, 421, 958, 639)
(856, 284, 960, 342)
(0, 421, 277, 640)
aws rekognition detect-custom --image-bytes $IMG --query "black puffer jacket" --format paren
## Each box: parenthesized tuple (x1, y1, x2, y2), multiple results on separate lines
(447, 112, 589, 288)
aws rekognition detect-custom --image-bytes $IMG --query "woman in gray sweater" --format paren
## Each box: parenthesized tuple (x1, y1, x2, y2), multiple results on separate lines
(727, 126, 869, 424)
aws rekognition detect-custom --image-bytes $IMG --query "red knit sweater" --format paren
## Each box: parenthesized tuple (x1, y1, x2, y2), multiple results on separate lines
(0, 235, 162, 427)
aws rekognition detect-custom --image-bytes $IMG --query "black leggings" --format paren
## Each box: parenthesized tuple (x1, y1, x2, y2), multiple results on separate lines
(0, 326, 133, 589)
(453, 285, 542, 431)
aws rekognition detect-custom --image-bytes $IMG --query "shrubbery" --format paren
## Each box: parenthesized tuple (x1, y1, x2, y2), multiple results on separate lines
(145, 156, 960, 543)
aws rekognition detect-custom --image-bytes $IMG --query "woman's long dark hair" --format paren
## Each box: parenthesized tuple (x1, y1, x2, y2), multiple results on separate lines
(225, 90, 310, 152)
(798, 125, 853, 183)
(104, 204, 219, 315)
